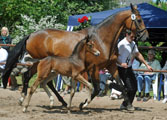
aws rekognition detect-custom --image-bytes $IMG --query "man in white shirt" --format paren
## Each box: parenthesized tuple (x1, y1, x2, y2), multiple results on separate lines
(117, 29, 153, 111)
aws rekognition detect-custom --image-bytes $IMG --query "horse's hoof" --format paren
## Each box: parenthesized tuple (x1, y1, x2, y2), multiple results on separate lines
(18, 100, 22, 106)
(18, 97, 24, 106)
(62, 103, 67, 108)
(79, 103, 84, 111)
(49, 102, 54, 109)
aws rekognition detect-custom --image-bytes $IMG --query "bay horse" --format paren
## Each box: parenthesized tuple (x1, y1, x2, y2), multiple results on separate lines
(2, 4, 149, 110)
(22, 35, 100, 112)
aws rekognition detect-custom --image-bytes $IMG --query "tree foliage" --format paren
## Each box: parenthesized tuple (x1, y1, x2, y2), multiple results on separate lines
(0, 0, 105, 34)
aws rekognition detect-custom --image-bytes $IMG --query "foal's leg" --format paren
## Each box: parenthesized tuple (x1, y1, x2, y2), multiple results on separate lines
(23, 78, 41, 112)
(75, 74, 93, 110)
(79, 66, 100, 110)
(40, 81, 54, 108)
(67, 80, 76, 112)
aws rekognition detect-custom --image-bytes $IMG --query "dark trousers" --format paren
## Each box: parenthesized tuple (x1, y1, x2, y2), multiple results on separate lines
(118, 66, 137, 105)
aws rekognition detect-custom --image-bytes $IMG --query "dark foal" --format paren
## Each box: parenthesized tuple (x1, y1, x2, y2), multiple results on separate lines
(23, 36, 100, 112)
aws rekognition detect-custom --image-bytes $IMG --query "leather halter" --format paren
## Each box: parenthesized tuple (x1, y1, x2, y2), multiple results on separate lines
(129, 14, 147, 41)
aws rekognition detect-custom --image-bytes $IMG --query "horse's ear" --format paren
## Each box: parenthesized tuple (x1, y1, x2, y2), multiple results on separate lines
(130, 3, 137, 13)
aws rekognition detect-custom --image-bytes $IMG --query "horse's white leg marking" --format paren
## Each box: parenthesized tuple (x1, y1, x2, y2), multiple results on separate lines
(18, 93, 26, 106)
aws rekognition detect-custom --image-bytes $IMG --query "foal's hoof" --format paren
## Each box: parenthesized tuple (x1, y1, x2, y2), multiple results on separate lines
(22, 107, 27, 113)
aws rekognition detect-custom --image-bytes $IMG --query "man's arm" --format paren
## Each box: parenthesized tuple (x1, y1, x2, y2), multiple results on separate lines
(135, 52, 153, 71)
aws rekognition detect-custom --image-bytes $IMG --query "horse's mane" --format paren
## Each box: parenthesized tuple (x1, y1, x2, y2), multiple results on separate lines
(95, 9, 131, 29)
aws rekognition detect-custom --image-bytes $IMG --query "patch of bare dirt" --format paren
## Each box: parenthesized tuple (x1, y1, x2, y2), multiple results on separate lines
(0, 88, 167, 120)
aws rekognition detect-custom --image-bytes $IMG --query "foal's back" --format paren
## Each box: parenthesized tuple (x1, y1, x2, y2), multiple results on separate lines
(39, 56, 75, 77)
(37, 39, 87, 78)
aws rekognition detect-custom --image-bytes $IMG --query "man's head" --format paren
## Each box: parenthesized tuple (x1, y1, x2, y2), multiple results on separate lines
(148, 50, 155, 61)
(125, 29, 135, 43)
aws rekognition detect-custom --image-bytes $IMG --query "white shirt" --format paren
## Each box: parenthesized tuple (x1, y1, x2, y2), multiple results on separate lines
(117, 37, 139, 67)
(0, 48, 8, 69)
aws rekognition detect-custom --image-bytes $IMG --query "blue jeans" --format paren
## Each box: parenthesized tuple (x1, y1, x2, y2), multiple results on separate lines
(99, 73, 110, 91)
(137, 74, 155, 94)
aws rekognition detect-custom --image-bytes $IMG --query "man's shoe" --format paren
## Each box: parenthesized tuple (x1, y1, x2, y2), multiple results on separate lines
(143, 96, 150, 102)
(120, 104, 135, 111)
(126, 104, 135, 111)
(120, 104, 127, 110)
(137, 97, 141, 101)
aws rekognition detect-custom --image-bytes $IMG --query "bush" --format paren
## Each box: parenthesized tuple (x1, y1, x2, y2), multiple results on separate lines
(12, 15, 65, 44)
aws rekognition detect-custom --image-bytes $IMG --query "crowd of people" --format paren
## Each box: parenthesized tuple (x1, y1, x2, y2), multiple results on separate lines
(1, 27, 167, 112)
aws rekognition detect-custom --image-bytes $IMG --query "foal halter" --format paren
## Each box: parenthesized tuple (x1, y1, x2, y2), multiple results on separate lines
(129, 13, 147, 41)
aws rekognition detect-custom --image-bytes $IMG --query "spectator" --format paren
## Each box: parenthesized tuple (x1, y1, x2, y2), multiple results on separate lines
(117, 29, 152, 111)
(136, 50, 161, 102)
(0, 27, 12, 52)
(0, 46, 8, 87)
(98, 68, 110, 97)
(161, 61, 167, 103)
(132, 58, 140, 77)
(10, 53, 33, 90)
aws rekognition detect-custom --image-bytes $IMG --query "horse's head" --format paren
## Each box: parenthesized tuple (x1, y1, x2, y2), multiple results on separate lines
(124, 3, 149, 41)
(85, 36, 100, 56)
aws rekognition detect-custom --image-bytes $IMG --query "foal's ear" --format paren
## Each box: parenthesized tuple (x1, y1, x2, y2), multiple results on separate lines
(85, 35, 90, 43)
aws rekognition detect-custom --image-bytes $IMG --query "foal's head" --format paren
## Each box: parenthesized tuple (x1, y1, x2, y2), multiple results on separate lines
(71, 35, 100, 57)
(85, 36, 100, 56)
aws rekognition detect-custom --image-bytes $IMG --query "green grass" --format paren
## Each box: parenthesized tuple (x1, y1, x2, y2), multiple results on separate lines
(16, 74, 37, 87)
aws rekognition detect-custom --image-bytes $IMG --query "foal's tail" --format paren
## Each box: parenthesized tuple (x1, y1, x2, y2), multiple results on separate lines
(2, 35, 30, 88)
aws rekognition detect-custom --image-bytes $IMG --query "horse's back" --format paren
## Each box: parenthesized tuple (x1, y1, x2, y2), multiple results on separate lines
(26, 29, 86, 58)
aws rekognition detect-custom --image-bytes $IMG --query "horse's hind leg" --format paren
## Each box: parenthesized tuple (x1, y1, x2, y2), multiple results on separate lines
(40, 81, 54, 108)
(23, 78, 40, 112)
(19, 62, 38, 106)
(47, 81, 67, 107)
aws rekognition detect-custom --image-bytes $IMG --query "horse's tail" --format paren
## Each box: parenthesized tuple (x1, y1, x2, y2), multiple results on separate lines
(2, 35, 30, 88)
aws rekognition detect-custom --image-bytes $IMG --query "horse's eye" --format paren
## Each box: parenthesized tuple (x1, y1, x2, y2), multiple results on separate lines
(89, 44, 93, 48)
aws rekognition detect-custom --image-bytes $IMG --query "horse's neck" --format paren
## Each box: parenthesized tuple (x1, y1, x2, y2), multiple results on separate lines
(95, 10, 130, 59)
